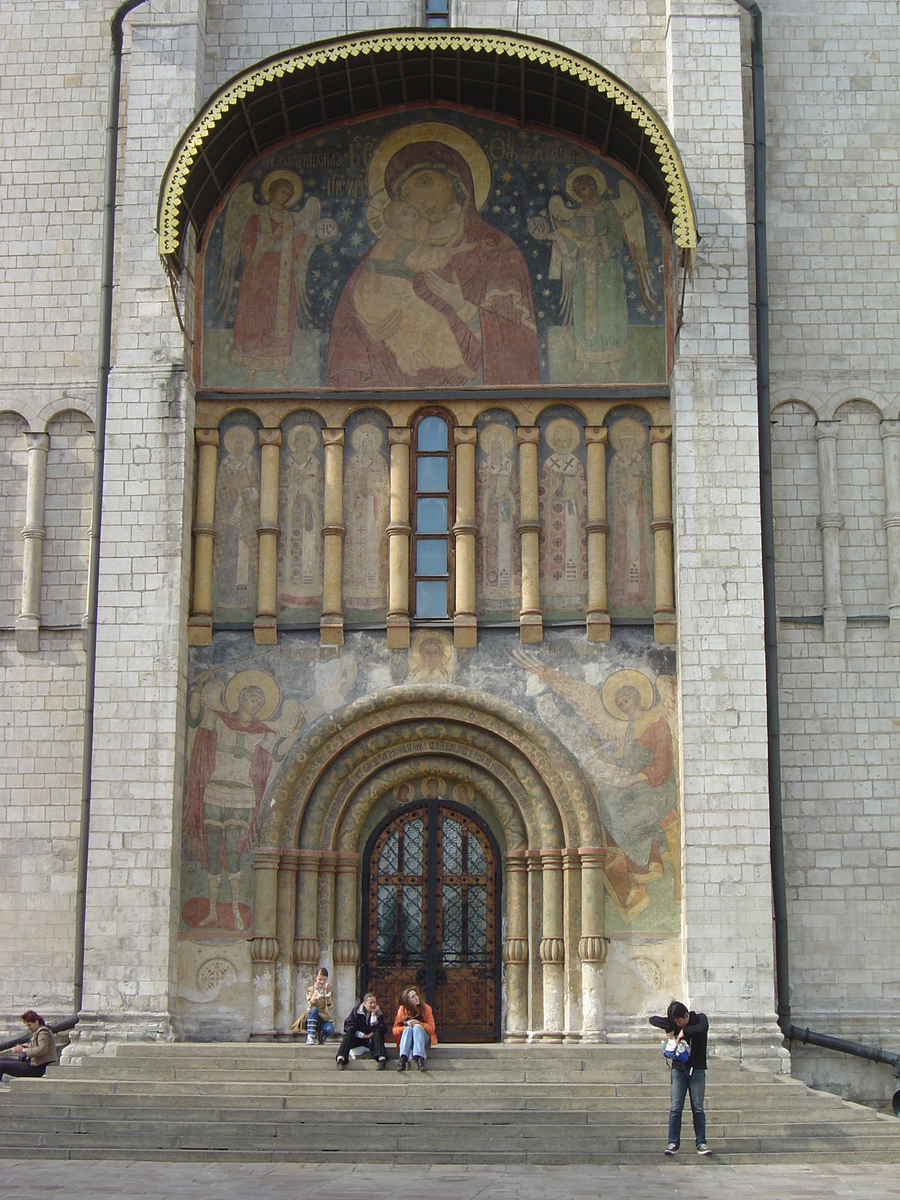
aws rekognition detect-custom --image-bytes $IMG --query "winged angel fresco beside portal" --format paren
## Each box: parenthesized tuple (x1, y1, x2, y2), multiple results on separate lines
(509, 650, 680, 924)
(528, 168, 659, 381)
(213, 170, 338, 387)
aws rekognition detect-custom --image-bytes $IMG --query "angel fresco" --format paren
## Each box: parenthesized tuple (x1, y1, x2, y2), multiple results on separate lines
(528, 167, 658, 381)
(213, 170, 338, 387)
(508, 651, 680, 924)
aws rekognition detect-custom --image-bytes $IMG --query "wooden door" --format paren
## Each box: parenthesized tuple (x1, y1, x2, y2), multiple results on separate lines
(362, 798, 500, 1041)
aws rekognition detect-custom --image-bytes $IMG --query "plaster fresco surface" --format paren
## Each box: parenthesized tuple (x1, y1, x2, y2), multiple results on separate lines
(179, 628, 680, 1033)
(197, 109, 671, 391)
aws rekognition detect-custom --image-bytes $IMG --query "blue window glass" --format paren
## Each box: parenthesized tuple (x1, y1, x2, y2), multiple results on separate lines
(418, 456, 448, 492)
(417, 539, 448, 576)
(425, 0, 450, 27)
(417, 416, 448, 452)
(417, 496, 448, 533)
(417, 580, 448, 618)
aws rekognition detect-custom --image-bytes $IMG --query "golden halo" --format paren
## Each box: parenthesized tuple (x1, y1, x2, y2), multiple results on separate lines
(287, 423, 318, 453)
(224, 669, 281, 721)
(223, 425, 255, 455)
(565, 165, 608, 204)
(545, 418, 581, 455)
(479, 423, 515, 455)
(261, 169, 304, 207)
(601, 670, 655, 721)
(608, 417, 647, 453)
(422, 775, 447, 798)
(367, 122, 492, 212)
(351, 423, 384, 453)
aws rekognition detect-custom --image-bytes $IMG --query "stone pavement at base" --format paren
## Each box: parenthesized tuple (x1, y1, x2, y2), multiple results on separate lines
(5, 1161, 900, 1199)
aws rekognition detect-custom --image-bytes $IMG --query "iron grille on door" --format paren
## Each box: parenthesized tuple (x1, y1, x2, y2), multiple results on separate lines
(362, 798, 500, 1041)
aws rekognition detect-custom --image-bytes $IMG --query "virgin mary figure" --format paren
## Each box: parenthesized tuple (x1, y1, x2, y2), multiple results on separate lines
(325, 124, 539, 388)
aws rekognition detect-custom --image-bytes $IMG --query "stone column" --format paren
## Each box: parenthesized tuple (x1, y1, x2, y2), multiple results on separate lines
(453, 426, 478, 648)
(187, 427, 219, 647)
(538, 849, 565, 1041)
(562, 847, 583, 1039)
(816, 420, 846, 643)
(15, 432, 50, 652)
(585, 426, 610, 643)
(254, 428, 281, 646)
(293, 850, 321, 1003)
(651, 426, 676, 644)
(881, 420, 900, 641)
(250, 848, 281, 1040)
(526, 850, 543, 1033)
(517, 427, 542, 644)
(579, 846, 608, 1041)
(332, 852, 360, 1015)
(274, 849, 300, 1036)
(321, 429, 345, 646)
(501, 852, 529, 1042)
(386, 428, 411, 649)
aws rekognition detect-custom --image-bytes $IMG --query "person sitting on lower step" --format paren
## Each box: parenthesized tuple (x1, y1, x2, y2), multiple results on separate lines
(335, 993, 388, 1069)
(0, 1010, 58, 1081)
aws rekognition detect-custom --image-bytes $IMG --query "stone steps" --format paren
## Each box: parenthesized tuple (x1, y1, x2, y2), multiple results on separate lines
(1, 1043, 897, 1164)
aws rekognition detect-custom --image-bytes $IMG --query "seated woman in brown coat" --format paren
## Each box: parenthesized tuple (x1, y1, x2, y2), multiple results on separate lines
(0, 1011, 57, 1080)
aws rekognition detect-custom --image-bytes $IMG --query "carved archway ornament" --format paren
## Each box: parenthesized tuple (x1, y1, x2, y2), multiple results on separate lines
(249, 685, 610, 1041)
(157, 29, 698, 271)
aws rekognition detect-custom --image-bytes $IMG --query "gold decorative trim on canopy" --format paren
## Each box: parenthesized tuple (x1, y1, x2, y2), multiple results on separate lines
(157, 29, 697, 268)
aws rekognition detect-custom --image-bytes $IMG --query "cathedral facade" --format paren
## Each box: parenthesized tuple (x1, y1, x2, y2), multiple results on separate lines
(1, 1, 898, 1105)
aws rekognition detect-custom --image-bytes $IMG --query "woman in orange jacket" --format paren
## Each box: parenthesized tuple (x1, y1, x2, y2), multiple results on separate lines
(392, 985, 437, 1071)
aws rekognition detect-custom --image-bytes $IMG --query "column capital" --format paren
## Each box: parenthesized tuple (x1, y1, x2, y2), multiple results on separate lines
(517, 426, 539, 446)
(258, 428, 282, 448)
(252, 848, 282, 872)
(650, 425, 672, 446)
(25, 431, 50, 452)
(540, 848, 564, 871)
(881, 419, 900, 440)
(389, 427, 411, 446)
(278, 849, 302, 873)
(335, 851, 361, 874)
(195, 427, 220, 448)
(585, 426, 608, 446)
(579, 846, 607, 871)
(504, 852, 528, 873)
(562, 848, 582, 871)
(815, 420, 841, 441)
(323, 428, 345, 447)
(454, 426, 477, 446)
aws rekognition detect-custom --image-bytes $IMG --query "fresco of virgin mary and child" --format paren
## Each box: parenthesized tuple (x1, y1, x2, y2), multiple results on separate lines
(325, 123, 540, 388)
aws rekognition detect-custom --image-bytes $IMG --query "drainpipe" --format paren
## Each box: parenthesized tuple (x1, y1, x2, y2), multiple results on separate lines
(74, 0, 148, 1015)
(732, 2, 900, 1112)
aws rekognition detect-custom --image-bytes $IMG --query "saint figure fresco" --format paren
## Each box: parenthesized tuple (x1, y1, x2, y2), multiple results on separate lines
(476, 422, 520, 613)
(539, 418, 588, 602)
(607, 417, 654, 617)
(182, 670, 303, 932)
(408, 629, 454, 682)
(529, 167, 659, 382)
(509, 653, 680, 925)
(326, 122, 540, 388)
(342, 422, 390, 615)
(213, 425, 259, 616)
(213, 170, 338, 387)
(278, 423, 323, 612)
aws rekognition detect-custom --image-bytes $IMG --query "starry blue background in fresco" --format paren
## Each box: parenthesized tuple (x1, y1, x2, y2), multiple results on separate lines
(201, 108, 669, 384)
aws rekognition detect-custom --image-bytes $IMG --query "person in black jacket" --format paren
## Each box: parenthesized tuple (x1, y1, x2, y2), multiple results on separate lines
(649, 999, 711, 1156)
(335, 993, 388, 1070)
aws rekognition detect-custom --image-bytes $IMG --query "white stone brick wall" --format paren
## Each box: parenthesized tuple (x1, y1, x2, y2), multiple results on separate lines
(42, 412, 93, 628)
(771, 402, 823, 615)
(836, 403, 888, 616)
(0, 414, 27, 625)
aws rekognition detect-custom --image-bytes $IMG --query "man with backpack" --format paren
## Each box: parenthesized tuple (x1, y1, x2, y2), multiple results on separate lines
(649, 1000, 711, 1156)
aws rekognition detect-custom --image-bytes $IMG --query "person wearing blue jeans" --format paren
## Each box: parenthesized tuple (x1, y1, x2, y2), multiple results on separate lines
(649, 1000, 711, 1156)
(291, 967, 336, 1044)
(392, 985, 437, 1071)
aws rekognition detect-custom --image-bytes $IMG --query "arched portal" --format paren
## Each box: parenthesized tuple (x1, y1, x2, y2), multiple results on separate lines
(248, 685, 608, 1044)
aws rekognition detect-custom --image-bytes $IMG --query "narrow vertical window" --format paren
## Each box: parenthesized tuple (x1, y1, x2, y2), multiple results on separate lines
(412, 413, 452, 619)
(424, 0, 450, 28)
